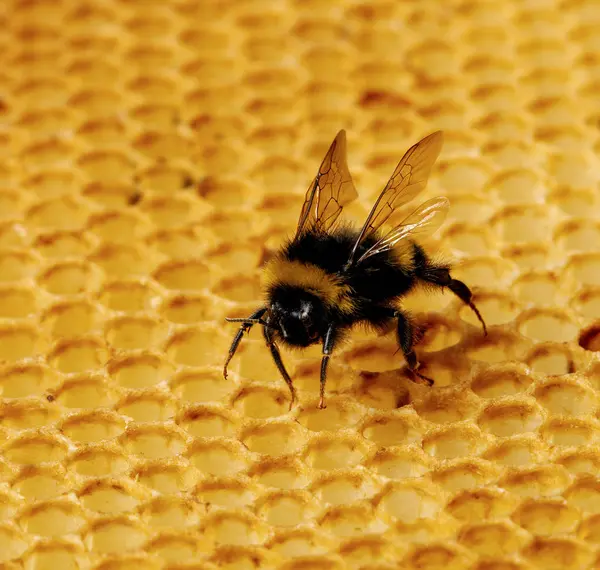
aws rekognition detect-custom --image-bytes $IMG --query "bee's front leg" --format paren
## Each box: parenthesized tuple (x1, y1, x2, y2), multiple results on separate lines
(223, 307, 267, 379)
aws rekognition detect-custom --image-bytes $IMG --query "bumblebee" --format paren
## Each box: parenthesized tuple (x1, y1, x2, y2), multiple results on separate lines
(224, 130, 487, 409)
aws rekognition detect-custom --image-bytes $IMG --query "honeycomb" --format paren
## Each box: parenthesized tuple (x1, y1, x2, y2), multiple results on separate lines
(1, 0, 600, 568)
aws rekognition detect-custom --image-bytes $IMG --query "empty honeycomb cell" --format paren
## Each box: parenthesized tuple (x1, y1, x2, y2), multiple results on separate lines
(365, 447, 431, 480)
(26, 196, 89, 231)
(0, 223, 28, 250)
(0, 362, 58, 399)
(141, 496, 201, 530)
(202, 510, 267, 546)
(542, 416, 600, 447)
(499, 464, 571, 497)
(79, 478, 149, 515)
(147, 228, 214, 260)
(565, 253, 600, 287)
(56, 372, 114, 409)
(24, 168, 81, 200)
(484, 435, 546, 467)
(0, 400, 59, 430)
(77, 150, 136, 184)
(579, 322, 600, 352)
(90, 243, 153, 278)
(134, 459, 196, 494)
(188, 439, 249, 477)
(461, 293, 520, 329)
(477, 399, 544, 437)
(535, 379, 597, 416)
(513, 497, 579, 536)
(402, 542, 474, 570)
(297, 401, 363, 432)
(311, 470, 377, 507)
(161, 293, 223, 325)
(343, 337, 407, 374)
(195, 477, 257, 511)
(525, 343, 575, 376)
(121, 425, 187, 460)
(60, 410, 126, 444)
(177, 405, 237, 439)
(215, 273, 263, 304)
(48, 337, 108, 374)
(423, 424, 487, 460)
(470, 364, 534, 399)
(522, 537, 593, 570)
(165, 325, 229, 367)
(414, 387, 482, 425)
(170, 368, 233, 404)
(67, 444, 130, 478)
(22, 539, 86, 570)
(42, 299, 102, 338)
(233, 384, 291, 419)
(377, 480, 444, 524)
(512, 270, 560, 306)
(20, 138, 74, 171)
(0, 323, 41, 362)
(319, 503, 383, 539)
(85, 516, 149, 554)
(446, 487, 518, 522)
(572, 289, 600, 321)
(304, 433, 368, 471)
(436, 457, 498, 494)
(337, 535, 396, 568)
(19, 498, 86, 536)
(0, 249, 39, 282)
(145, 532, 201, 564)
(99, 278, 161, 313)
(3, 432, 69, 465)
(38, 260, 98, 295)
(0, 523, 28, 562)
(232, 338, 296, 390)
(251, 457, 309, 490)
(87, 211, 144, 245)
(0, 285, 37, 318)
(361, 412, 424, 447)
(242, 421, 307, 455)
(443, 223, 495, 256)
(458, 520, 528, 557)
(34, 230, 95, 259)
(257, 490, 314, 528)
(565, 477, 600, 515)
(487, 169, 542, 206)
(117, 391, 177, 423)
(11, 464, 70, 501)
(154, 259, 213, 291)
(105, 316, 168, 351)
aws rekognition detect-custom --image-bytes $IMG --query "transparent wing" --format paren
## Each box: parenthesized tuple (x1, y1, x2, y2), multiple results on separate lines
(347, 130, 443, 265)
(295, 130, 358, 238)
(354, 197, 450, 266)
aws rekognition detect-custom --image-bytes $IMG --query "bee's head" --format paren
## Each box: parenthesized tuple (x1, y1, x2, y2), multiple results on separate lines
(268, 287, 327, 348)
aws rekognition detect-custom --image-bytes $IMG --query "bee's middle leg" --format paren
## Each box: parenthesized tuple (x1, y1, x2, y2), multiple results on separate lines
(394, 309, 434, 387)
(319, 324, 339, 410)
(263, 324, 296, 410)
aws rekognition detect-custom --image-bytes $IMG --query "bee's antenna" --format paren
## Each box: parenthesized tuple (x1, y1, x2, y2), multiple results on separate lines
(225, 317, 275, 330)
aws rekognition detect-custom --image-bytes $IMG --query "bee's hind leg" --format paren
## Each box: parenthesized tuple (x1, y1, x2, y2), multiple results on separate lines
(420, 265, 487, 336)
(263, 323, 297, 410)
(223, 307, 267, 379)
(394, 309, 434, 387)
